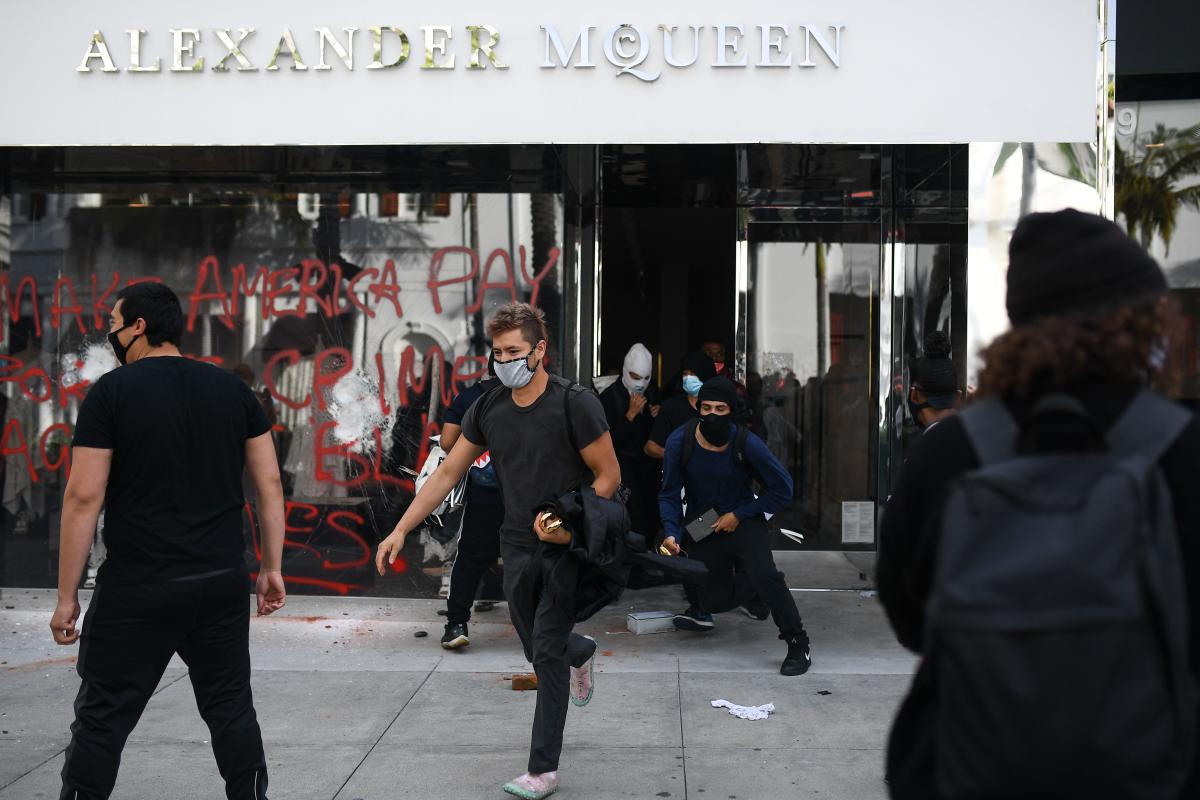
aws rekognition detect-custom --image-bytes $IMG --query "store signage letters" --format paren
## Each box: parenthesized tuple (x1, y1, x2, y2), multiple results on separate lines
(75, 23, 844, 82)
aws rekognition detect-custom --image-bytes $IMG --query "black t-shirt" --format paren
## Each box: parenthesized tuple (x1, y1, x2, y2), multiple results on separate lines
(599, 379, 658, 461)
(443, 378, 502, 505)
(649, 393, 699, 447)
(73, 357, 271, 585)
(460, 376, 609, 550)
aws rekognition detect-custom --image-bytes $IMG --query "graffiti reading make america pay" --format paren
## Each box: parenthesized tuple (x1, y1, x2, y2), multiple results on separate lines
(0, 244, 560, 338)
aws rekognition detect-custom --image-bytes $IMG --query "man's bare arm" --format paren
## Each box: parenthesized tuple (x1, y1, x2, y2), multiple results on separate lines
(375, 437, 485, 574)
(51, 447, 111, 645)
(580, 432, 622, 500)
(246, 432, 287, 615)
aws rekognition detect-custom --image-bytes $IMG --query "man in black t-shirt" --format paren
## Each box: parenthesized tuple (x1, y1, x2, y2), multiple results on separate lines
(438, 373, 505, 649)
(377, 303, 620, 800)
(49, 283, 287, 800)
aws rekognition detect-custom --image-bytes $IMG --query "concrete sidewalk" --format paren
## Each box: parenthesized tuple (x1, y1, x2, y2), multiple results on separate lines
(0, 578, 915, 799)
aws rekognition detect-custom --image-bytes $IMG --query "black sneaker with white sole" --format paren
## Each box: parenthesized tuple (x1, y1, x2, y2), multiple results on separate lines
(441, 622, 470, 649)
(780, 634, 811, 676)
(673, 606, 716, 632)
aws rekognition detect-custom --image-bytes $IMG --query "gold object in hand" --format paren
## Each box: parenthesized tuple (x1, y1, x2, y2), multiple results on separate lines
(541, 512, 563, 533)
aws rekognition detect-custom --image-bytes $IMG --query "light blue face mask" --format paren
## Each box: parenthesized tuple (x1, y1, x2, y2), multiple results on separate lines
(682, 375, 703, 396)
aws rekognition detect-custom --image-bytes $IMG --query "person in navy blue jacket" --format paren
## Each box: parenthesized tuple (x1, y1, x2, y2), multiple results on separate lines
(658, 376, 812, 676)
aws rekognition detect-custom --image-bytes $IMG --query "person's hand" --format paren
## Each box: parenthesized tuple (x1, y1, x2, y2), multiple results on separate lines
(49, 596, 81, 645)
(255, 570, 286, 616)
(534, 512, 571, 545)
(650, 404, 661, 418)
(712, 513, 741, 534)
(376, 528, 408, 575)
(660, 536, 681, 556)
(626, 392, 648, 421)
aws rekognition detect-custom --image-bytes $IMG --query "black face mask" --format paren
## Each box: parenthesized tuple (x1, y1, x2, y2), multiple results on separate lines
(108, 324, 140, 366)
(699, 412, 732, 446)
(907, 397, 931, 428)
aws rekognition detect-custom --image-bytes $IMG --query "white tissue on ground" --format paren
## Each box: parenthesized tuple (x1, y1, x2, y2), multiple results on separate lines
(710, 699, 775, 721)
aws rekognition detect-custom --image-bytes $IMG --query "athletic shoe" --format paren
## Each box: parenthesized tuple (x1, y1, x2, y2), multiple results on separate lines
(570, 636, 596, 707)
(780, 634, 812, 676)
(739, 600, 770, 621)
(502, 771, 559, 799)
(673, 607, 715, 632)
(440, 622, 469, 650)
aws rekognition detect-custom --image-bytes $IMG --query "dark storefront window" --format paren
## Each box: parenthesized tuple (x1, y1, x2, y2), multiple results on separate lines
(0, 146, 578, 596)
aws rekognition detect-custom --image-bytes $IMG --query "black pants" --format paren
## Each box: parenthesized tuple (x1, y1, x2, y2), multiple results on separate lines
(502, 544, 597, 774)
(61, 569, 267, 800)
(446, 502, 505, 625)
(689, 516, 807, 641)
(619, 456, 662, 543)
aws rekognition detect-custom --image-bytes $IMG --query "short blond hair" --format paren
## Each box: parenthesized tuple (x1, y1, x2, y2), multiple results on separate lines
(486, 302, 549, 347)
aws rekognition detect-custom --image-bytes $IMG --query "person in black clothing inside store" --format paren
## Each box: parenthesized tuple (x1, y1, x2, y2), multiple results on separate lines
(376, 302, 621, 800)
(659, 376, 812, 676)
(49, 283, 287, 800)
(438, 367, 505, 649)
(599, 343, 662, 542)
(902, 330, 961, 448)
(645, 351, 715, 459)
(877, 209, 1200, 799)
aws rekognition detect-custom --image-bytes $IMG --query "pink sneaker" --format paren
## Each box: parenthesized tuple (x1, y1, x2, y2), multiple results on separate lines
(570, 636, 596, 707)
(502, 771, 559, 799)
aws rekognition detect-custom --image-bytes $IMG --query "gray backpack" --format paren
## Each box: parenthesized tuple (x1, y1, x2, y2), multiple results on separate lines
(925, 390, 1196, 799)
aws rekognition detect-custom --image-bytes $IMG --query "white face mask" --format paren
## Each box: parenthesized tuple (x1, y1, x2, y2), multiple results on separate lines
(622, 343, 653, 396)
(494, 347, 539, 389)
(623, 374, 650, 395)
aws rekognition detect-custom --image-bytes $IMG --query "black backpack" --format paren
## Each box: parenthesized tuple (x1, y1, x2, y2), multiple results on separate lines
(925, 390, 1196, 799)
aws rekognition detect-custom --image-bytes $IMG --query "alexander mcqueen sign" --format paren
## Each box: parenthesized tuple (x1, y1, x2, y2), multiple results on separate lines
(0, 1, 1099, 145)
(75, 24, 845, 82)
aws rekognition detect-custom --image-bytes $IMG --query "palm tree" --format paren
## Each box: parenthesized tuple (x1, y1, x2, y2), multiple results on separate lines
(1116, 122, 1200, 255)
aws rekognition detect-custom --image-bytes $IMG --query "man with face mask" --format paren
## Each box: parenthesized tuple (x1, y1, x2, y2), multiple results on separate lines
(600, 343, 662, 541)
(658, 377, 812, 676)
(904, 331, 961, 449)
(376, 302, 621, 800)
(50, 283, 287, 799)
(645, 351, 716, 460)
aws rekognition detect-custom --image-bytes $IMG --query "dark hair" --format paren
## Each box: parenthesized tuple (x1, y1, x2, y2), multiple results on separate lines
(485, 302, 550, 348)
(912, 331, 958, 394)
(116, 283, 184, 347)
(976, 297, 1178, 404)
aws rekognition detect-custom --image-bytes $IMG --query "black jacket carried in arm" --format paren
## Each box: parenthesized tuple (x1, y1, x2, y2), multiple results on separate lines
(510, 487, 706, 659)
(876, 386, 1200, 799)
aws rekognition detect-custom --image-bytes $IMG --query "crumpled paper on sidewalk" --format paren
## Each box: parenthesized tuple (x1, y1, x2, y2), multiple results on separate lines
(710, 699, 775, 721)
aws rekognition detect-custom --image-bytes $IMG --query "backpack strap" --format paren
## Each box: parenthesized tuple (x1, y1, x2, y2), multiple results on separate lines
(553, 375, 592, 453)
(1105, 390, 1192, 463)
(680, 417, 700, 470)
(959, 397, 1019, 466)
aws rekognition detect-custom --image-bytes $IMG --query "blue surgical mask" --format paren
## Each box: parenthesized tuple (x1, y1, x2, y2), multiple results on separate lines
(682, 375, 703, 396)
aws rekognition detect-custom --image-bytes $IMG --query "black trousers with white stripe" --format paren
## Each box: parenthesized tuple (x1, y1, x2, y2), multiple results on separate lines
(60, 569, 268, 800)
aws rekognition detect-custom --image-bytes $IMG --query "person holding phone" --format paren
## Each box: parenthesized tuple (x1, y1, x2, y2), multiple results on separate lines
(658, 376, 812, 676)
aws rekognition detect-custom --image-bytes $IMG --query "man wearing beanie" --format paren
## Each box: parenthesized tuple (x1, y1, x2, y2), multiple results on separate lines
(658, 376, 813, 676)
(905, 331, 961, 438)
(878, 209, 1200, 799)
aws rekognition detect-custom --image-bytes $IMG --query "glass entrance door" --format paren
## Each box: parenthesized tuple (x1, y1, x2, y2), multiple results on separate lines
(739, 210, 883, 552)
